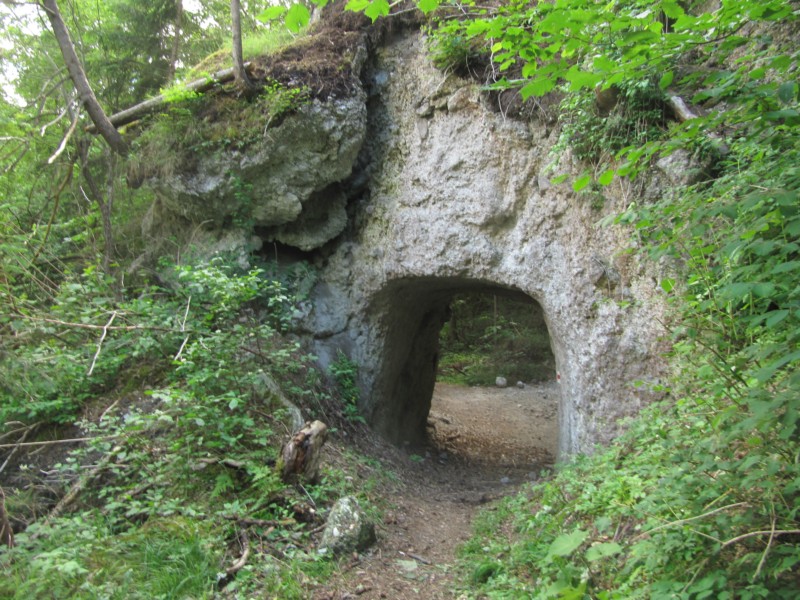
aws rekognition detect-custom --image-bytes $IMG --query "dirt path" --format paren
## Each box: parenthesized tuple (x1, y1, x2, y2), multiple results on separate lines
(315, 381, 559, 599)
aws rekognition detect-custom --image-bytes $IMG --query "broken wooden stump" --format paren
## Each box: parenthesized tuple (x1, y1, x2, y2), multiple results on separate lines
(278, 420, 328, 484)
(0, 487, 14, 549)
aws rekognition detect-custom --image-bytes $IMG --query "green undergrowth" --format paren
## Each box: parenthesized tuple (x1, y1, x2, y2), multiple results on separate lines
(458, 388, 799, 598)
(426, 1, 800, 597)
(0, 255, 389, 598)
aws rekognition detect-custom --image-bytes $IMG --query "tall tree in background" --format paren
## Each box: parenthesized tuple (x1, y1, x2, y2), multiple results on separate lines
(41, 0, 126, 155)
(167, 0, 183, 82)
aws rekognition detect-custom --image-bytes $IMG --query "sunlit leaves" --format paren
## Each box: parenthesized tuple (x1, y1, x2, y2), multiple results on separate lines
(346, 0, 389, 22)
(285, 3, 311, 33)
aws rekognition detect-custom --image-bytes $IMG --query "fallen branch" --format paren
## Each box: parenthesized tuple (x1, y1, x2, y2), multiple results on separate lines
(87, 63, 252, 133)
(19, 313, 185, 333)
(721, 529, 800, 548)
(223, 515, 293, 528)
(226, 530, 251, 575)
(0, 434, 118, 449)
(0, 425, 35, 474)
(32, 446, 122, 538)
(633, 502, 750, 540)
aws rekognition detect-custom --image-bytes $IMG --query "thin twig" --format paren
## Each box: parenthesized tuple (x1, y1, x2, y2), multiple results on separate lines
(99, 399, 120, 422)
(0, 435, 119, 449)
(46, 112, 79, 165)
(753, 511, 777, 581)
(18, 314, 182, 333)
(0, 426, 34, 474)
(298, 483, 317, 509)
(174, 295, 192, 360)
(88, 311, 116, 376)
(721, 529, 800, 548)
(633, 502, 750, 540)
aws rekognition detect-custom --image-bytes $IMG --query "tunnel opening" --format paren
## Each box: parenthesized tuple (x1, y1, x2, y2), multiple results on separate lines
(428, 291, 558, 468)
(364, 278, 560, 475)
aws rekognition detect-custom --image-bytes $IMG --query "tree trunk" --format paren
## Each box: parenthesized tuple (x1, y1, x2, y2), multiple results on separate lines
(42, 0, 127, 156)
(230, 0, 251, 88)
(78, 140, 119, 288)
(278, 420, 328, 484)
(167, 0, 183, 83)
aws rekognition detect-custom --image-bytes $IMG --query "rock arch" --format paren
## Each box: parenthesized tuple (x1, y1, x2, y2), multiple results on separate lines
(307, 34, 668, 459)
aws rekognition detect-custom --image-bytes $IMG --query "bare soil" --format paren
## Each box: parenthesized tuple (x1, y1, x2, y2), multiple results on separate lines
(314, 381, 559, 599)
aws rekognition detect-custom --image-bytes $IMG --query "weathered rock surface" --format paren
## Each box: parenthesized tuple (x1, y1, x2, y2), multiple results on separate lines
(318, 496, 376, 555)
(150, 94, 367, 250)
(305, 34, 671, 457)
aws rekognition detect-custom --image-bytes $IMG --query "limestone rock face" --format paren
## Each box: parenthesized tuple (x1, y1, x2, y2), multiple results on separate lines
(151, 94, 367, 250)
(306, 34, 671, 458)
(318, 496, 376, 555)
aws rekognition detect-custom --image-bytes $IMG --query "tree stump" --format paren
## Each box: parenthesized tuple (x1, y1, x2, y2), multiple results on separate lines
(0, 487, 14, 549)
(278, 421, 328, 484)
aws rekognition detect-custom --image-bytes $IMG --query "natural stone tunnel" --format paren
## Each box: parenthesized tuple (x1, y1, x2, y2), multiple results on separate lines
(359, 278, 554, 448)
(303, 33, 670, 459)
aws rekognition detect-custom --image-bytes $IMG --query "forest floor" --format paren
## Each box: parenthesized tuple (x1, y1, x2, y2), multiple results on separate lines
(314, 381, 560, 599)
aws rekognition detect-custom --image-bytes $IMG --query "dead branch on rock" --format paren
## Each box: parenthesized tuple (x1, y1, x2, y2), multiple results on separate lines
(87, 63, 252, 133)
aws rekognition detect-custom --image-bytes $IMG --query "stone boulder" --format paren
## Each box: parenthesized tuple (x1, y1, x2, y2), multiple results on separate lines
(318, 496, 376, 555)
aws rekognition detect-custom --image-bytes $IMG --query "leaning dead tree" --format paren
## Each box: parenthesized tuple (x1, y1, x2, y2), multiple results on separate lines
(86, 63, 252, 133)
(278, 420, 328, 483)
(42, 0, 127, 155)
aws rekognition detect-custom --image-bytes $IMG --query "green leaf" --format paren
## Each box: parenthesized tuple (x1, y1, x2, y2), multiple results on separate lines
(778, 81, 798, 104)
(285, 3, 311, 32)
(752, 282, 776, 298)
(573, 174, 592, 192)
(257, 5, 287, 22)
(346, 0, 370, 11)
(364, 0, 390, 21)
(585, 541, 623, 562)
(547, 529, 588, 559)
(661, 0, 684, 19)
(660, 278, 675, 293)
(521, 77, 555, 99)
(765, 310, 789, 327)
(551, 173, 569, 185)
(417, 0, 441, 14)
(565, 67, 603, 91)
(659, 71, 674, 90)
(598, 169, 615, 186)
